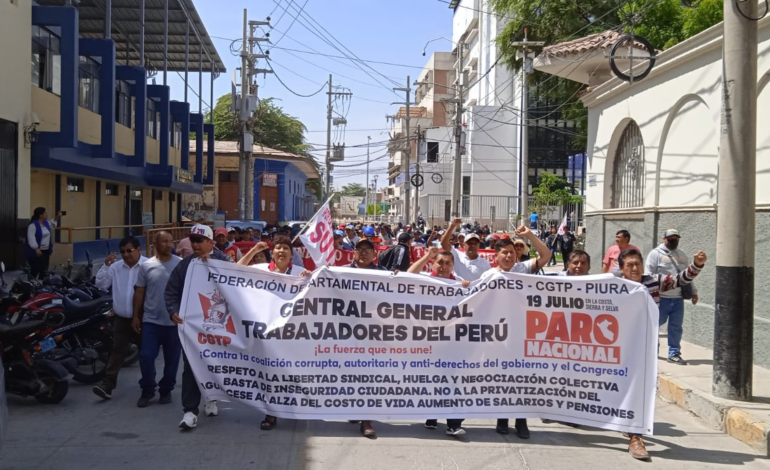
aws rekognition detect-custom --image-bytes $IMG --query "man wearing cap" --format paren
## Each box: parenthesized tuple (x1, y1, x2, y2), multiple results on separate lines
(344, 225, 359, 248)
(344, 238, 389, 438)
(165, 224, 234, 430)
(645, 229, 698, 365)
(602, 230, 639, 274)
(440, 218, 491, 281)
(379, 231, 412, 272)
(411, 230, 426, 246)
(334, 230, 353, 251)
(213, 227, 243, 262)
(226, 227, 237, 243)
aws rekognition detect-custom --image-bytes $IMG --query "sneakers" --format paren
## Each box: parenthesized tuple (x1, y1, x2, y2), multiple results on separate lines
(204, 401, 218, 417)
(92, 385, 112, 400)
(136, 393, 153, 408)
(446, 427, 466, 436)
(628, 435, 651, 460)
(159, 394, 172, 405)
(179, 412, 198, 430)
(424, 419, 438, 430)
(667, 354, 688, 365)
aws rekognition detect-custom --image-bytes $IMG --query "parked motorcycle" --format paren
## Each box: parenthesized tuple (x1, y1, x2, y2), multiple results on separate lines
(0, 263, 71, 404)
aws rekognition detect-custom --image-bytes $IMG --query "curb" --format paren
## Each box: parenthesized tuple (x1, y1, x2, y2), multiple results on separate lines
(657, 375, 770, 456)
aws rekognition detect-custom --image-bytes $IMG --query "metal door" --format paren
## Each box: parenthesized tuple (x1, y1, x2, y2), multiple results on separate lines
(0, 119, 18, 267)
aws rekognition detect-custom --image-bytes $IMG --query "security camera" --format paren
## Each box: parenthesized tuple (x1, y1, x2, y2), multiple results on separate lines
(29, 112, 40, 126)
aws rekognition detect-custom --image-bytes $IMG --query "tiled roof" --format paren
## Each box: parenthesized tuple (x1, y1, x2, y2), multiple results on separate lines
(396, 107, 428, 118)
(542, 30, 647, 58)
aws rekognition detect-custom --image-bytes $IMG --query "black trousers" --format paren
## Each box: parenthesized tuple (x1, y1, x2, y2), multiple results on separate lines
(561, 250, 572, 269)
(181, 352, 202, 414)
(29, 249, 51, 278)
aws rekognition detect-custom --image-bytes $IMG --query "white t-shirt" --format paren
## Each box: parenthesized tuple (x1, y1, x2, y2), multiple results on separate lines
(451, 247, 492, 281)
(253, 263, 306, 276)
(479, 259, 537, 281)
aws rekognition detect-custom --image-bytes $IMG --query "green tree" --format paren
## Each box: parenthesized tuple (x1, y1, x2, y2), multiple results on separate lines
(683, 0, 723, 38)
(339, 183, 366, 197)
(531, 173, 584, 217)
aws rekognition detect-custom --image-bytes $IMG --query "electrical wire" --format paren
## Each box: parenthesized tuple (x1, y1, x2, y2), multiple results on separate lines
(272, 0, 311, 46)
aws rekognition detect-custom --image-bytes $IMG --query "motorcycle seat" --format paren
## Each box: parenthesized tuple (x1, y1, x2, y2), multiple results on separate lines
(0, 320, 46, 341)
(63, 296, 112, 318)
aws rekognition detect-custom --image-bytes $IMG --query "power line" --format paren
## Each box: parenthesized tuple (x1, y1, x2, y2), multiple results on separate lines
(271, 0, 310, 47)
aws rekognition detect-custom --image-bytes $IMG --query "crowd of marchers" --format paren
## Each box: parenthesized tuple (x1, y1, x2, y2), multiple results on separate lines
(89, 216, 705, 462)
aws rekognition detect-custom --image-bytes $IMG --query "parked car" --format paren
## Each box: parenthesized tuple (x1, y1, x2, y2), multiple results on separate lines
(225, 220, 267, 234)
(285, 221, 307, 230)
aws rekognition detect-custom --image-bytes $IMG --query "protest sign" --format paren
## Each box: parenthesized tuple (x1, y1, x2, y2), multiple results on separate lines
(178, 261, 658, 435)
(299, 200, 336, 268)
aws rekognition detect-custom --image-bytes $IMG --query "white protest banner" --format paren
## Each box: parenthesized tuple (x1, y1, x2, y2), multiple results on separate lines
(178, 261, 659, 435)
(558, 213, 569, 235)
(298, 199, 336, 268)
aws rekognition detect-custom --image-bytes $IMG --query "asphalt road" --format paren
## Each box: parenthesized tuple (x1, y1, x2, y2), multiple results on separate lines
(1, 359, 768, 470)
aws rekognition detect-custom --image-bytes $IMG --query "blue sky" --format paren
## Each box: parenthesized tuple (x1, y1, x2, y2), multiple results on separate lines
(166, 0, 456, 190)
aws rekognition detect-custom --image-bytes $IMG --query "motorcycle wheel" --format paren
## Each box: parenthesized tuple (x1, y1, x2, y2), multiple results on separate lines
(122, 342, 140, 368)
(34, 370, 69, 404)
(68, 330, 111, 384)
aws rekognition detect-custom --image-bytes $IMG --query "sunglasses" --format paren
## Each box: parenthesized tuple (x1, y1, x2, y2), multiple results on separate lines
(190, 236, 207, 243)
(120, 248, 136, 255)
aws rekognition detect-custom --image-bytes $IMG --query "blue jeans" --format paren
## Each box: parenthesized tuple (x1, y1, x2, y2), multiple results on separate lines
(139, 322, 182, 395)
(658, 298, 685, 357)
(549, 247, 557, 265)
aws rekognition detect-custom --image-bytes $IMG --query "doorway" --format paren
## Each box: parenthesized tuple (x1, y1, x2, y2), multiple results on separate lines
(0, 119, 19, 267)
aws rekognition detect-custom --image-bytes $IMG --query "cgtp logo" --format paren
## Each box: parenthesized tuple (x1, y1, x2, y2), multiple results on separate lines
(525, 311, 620, 364)
(198, 288, 235, 347)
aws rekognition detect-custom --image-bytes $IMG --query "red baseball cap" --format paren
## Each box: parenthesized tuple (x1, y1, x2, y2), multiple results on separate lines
(214, 227, 229, 238)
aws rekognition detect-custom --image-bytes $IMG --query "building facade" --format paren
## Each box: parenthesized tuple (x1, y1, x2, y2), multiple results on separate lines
(1, 0, 224, 266)
(536, 23, 770, 367)
(184, 141, 318, 225)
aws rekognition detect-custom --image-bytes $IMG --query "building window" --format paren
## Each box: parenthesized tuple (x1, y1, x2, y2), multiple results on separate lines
(78, 56, 100, 113)
(105, 183, 119, 196)
(147, 100, 157, 138)
(171, 122, 182, 149)
(66, 177, 85, 192)
(115, 80, 131, 127)
(612, 120, 645, 209)
(154, 190, 163, 201)
(427, 142, 439, 163)
(461, 176, 471, 217)
(31, 26, 61, 95)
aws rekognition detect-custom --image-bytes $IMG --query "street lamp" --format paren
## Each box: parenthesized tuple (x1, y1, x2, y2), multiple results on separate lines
(422, 37, 454, 56)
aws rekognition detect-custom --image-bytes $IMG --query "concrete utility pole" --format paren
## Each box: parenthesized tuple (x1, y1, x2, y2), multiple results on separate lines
(324, 76, 353, 198)
(451, 41, 464, 220)
(511, 29, 544, 221)
(237, 10, 271, 220)
(373, 175, 379, 220)
(365, 135, 371, 221)
(713, 0, 758, 401)
(393, 77, 414, 224)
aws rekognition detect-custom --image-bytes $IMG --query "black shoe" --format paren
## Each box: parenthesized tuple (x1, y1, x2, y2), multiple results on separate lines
(137, 393, 153, 408)
(515, 419, 530, 439)
(93, 385, 112, 400)
(667, 354, 688, 365)
(495, 419, 509, 434)
(424, 419, 438, 429)
(159, 393, 172, 405)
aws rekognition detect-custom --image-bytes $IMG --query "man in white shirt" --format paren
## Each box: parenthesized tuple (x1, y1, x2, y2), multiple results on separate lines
(480, 225, 551, 439)
(440, 218, 491, 281)
(93, 236, 148, 400)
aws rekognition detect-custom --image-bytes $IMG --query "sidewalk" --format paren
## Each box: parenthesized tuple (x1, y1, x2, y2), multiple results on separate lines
(657, 339, 770, 456)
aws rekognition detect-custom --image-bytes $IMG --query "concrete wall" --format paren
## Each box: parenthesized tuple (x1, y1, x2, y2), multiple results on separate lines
(77, 107, 101, 145)
(29, 171, 56, 218)
(587, 209, 770, 369)
(1, 0, 32, 222)
(115, 123, 134, 156)
(32, 86, 61, 133)
(101, 183, 124, 228)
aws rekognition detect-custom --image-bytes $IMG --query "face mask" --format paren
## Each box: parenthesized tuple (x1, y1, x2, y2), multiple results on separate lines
(666, 238, 679, 250)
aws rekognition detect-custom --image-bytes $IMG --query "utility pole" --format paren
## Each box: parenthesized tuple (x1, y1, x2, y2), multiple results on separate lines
(511, 29, 544, 222)
(713, 0, 758, 401)
(393, 76, 414, 224)
(237, 10, 271, 220)
(365, 135, 371, 221)
(451, 41, 464, 220)
(373, 175, 379, 220)
(324, 75, 352, 198)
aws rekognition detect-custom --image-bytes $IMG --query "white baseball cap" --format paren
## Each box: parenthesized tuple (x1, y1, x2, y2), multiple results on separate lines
(189, 224, 213, 240)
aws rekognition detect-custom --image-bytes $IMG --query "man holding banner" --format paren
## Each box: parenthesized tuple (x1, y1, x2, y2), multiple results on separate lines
(441, 218, 491, 281)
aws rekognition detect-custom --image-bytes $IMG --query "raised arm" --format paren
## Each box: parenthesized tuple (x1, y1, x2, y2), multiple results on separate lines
(441, 218, 461, 252)
(659, 251, 707, 292)
(408, 246, 439, 274)
(238, 242, 269, 266)
(515, 225, 552, 271)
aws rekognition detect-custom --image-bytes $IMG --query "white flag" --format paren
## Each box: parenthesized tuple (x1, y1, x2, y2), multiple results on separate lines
(557, 213, 568, 235)
(299, 200, 336, 267)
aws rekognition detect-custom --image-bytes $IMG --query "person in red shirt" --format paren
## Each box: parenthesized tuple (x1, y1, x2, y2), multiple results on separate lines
(602, 230, 640, 274)
(213, 228, 242, 262)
